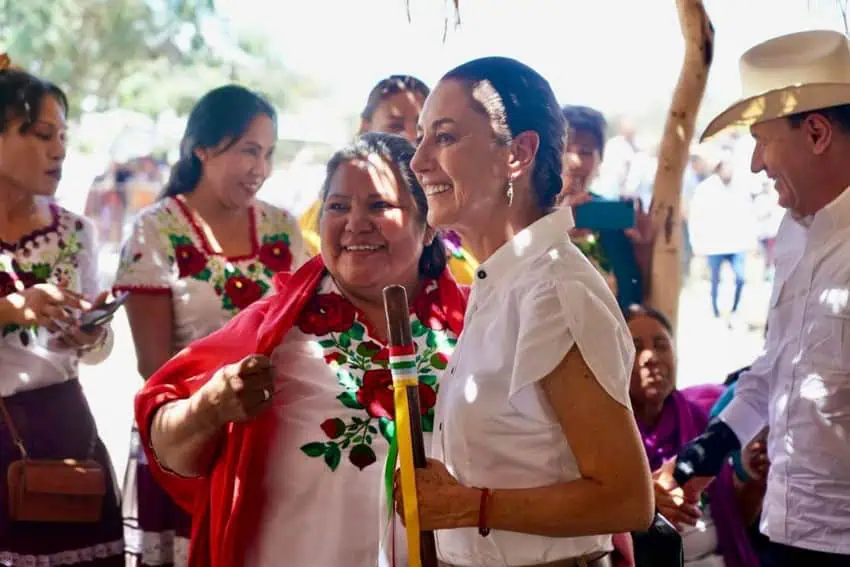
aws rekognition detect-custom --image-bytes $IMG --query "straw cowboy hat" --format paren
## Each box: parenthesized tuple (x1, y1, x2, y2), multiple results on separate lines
(701, 29, 850, 141)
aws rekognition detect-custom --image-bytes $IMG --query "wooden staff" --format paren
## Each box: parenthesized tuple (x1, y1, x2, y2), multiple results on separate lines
(383, 284, 438, 567)
(647, 0, 715, 333)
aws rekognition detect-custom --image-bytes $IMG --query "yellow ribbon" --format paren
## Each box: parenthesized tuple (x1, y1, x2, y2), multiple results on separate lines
(394, 378, 421, 567)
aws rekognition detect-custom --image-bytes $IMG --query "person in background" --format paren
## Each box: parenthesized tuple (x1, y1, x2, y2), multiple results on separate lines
(559, 105, 653, 310)
(625, 305, 762, 567)
(0, 60, 123, 565)
(298, 75, 478, 284)
(113, 85, 306, 567)
(686, 150, 757, 328)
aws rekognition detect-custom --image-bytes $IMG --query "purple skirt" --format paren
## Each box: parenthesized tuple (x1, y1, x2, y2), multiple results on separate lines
(0, 379, 124, 566)
(123, 425, 191, 567)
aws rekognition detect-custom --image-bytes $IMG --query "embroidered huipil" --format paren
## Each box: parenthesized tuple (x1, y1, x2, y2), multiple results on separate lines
(0, 204, 111, 396)
(432, 207, 635, 566)
(248, 276, 457, 567)
(113, 196, 307, 350)
(719, 186, 850, 555)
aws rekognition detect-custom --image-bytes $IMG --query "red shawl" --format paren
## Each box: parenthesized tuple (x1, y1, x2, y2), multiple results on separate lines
(134, 255, 467, 567)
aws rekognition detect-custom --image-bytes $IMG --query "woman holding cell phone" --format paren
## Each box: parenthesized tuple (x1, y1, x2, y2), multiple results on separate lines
(0, 60, 123, 564)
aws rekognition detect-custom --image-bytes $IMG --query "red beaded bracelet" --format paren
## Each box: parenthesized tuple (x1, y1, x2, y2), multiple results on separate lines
(478, 488, 492, 537)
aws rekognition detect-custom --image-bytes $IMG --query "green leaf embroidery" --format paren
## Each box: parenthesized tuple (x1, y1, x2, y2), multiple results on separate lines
(420, 374, 438, 386)
(300, 442, 326, 457)
(341, 438, 351, 449)
(422, 412, 435, 433)
(337, 391, 363, 410)
(367, 425, 378, 434)
(379, 418, 395, 443)
(193, 267, 212, 282)
(337, 332, 351, 349)
(2, 324, 20, 337)
(168, 234, 193, 248)
(356, 342, 380, 358)
(426, 330, 438, 349)
(318, 339, 336, 348)
(348, 322, 365, 341)
(324, 443, 342, 471)
(411, 320, 427, 338)
(30, 263, 52, 281)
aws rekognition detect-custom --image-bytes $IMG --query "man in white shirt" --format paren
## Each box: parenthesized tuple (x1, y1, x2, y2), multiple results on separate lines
(673, 30, 850, 566)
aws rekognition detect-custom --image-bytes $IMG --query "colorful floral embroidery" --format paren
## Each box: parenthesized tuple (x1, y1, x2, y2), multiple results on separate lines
(298, 281, 455, 472)
(1, 210, 88, 345)
(115, 199, 298, 314)
(573, 232, 618, 295)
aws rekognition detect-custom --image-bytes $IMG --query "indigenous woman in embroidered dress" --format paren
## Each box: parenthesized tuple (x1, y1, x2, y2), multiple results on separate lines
(132, 132, 466, 567)
(624, 305, 763, 567)
(0, 64, 123, 565)
(401, 57, 654, 567)
(298, 75, 479, 284)
(113, 85, 306, 567)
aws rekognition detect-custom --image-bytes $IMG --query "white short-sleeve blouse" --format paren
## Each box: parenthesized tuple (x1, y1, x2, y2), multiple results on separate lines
(432, 207, 635, 566)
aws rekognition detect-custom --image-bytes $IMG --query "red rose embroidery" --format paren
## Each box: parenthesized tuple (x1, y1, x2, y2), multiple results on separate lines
(357, 369, 436, 420)
(174, 244, 206, 278)
(224, 276, 264, 310)
(0, 272, 16, 297)
(297, 294, 356, 336)
(320, 418, 345, 439)
(259, 241, 292, 272)
(413, 281, 446, 330)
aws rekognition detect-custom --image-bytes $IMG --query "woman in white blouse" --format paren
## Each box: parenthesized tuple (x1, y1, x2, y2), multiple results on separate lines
(0, 65, 122, 564)
(400, 56, 654, 567)
(113, 85, 306, 567)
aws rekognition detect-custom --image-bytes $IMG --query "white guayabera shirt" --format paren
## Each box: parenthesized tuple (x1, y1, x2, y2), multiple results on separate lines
(432, 207, 636, 566)
(720, 186, 850, 555)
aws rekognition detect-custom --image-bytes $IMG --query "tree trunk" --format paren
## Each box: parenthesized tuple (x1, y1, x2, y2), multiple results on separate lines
(647, 0, 715, 334)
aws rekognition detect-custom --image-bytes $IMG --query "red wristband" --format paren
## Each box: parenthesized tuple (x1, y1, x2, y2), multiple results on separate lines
(478, 488, 491, 537)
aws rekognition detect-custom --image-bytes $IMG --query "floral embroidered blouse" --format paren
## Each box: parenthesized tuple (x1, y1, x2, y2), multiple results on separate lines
(248, 275, 457, 567)
(113, 197, 307, 352)
(0, 203, 108, 397)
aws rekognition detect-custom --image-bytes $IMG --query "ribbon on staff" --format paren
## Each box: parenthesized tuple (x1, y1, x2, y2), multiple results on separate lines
(385, 343, 421, 567)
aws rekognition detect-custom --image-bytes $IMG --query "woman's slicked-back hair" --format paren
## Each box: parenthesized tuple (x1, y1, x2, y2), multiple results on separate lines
(160, 85, 277, 199)
(442, 57, 565, 210)
(361, 75, 431, 122)
(320, 132, 447, 279)
(0, 68, 68, 133)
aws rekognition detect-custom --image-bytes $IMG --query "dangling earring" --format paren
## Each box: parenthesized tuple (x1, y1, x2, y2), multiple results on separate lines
(505, 179, 514, 207)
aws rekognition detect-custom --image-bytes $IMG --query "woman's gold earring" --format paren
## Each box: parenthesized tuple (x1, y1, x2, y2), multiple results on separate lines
(506, 179, 514, 206)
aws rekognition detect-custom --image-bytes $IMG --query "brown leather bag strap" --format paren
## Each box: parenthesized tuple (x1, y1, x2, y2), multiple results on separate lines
(0, 396, 28, 459)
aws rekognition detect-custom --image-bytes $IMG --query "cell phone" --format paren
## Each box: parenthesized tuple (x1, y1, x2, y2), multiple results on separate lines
(79, 292, 129, 333)
(573, 199, 636, 231)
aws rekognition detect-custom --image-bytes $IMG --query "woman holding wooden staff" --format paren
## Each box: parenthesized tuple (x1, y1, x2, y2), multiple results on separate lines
(132, 132, 467, 567)
(398, 56, 654, 567)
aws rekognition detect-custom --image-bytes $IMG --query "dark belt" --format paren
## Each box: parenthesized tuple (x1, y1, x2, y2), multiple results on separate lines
(439, 551, 612, 567)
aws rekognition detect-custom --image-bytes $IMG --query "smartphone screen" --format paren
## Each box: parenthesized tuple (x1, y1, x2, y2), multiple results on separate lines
(573, 200, 636, 231)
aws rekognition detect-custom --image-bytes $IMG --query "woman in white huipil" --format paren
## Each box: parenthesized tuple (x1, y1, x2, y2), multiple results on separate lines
(113, 85, 306, 567)
(0, 64, 123, 565)
(398, 57, 654, 567)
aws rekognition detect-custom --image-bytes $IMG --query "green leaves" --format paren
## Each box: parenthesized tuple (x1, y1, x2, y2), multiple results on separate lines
(337, 391, 363, 410)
